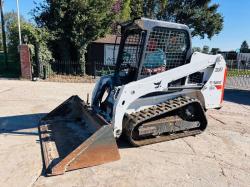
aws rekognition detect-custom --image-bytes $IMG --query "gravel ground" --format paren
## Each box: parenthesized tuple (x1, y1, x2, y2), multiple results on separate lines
(0, 80, 249, 187)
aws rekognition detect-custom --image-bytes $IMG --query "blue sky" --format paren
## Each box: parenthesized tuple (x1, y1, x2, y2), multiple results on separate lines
(192, 0, 250, 51)
(4, 0, 250, 51)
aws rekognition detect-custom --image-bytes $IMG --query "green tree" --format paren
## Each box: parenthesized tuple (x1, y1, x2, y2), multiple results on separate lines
(4, 11, 24, 30)
(192, 47, 201, 53)
(130, 0, 143, 18)
(0, 12, 25, 50)
(6, 12, 53, 64)
(119, 0, 131, 21)
(0, 0, 8, 68)
(0, 30, 2, 51)
(3, 11, 25, 46)
(128, 0, 223, 39)
(240, 41, 249, 53)
(142, 0, 168, 19)
(210, 48, 220, 54)
(123, 0, 167, 20)
(34, 0, 116, 74)
(202, 45, 210, 54)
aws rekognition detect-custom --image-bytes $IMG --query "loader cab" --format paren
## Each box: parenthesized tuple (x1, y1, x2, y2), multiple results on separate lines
(92, 18, 192, 120)
(114, 18, 192, 86)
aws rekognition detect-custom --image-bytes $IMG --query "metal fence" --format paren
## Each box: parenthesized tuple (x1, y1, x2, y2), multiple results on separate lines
(86, 61, 115, 77)
(0, 53, 20, 78)
(226, 60, 250, 90)
(37, 58, 250, 90)
(37, 60, 114, 82)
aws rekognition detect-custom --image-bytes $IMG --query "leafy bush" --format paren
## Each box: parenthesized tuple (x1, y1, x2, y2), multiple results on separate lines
(7, 15, 53, 65)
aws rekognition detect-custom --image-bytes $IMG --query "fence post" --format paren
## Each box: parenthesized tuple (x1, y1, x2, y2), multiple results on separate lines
(93, 61, 96, 79)
(43, 65, 47, 79)
(35, 42, 41, 78)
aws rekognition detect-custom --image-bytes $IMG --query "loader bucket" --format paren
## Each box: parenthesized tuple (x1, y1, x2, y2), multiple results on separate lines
(39, 95, 120, 176)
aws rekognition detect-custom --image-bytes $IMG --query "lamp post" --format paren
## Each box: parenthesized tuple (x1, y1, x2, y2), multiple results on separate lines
(16, 0, 22, 45)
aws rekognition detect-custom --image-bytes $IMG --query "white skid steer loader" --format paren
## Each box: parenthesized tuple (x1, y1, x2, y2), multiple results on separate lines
(39, 18, 227, 176)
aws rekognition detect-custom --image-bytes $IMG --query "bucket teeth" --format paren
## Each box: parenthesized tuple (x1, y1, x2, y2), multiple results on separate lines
(39, 95, 120, 176)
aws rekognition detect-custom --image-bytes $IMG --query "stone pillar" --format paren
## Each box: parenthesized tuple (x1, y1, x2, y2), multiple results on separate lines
(20, 44, 32, 80)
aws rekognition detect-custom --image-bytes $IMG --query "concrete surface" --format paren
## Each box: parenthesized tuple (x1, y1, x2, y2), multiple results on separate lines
(0, 80, 249, 187)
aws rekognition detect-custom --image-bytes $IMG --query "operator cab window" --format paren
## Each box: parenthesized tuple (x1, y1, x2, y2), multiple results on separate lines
(140, 27, 190, 79)
(115, 29, 146, 85)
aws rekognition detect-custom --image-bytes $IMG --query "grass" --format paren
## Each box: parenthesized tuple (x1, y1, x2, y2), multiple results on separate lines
(227, 69, 250, 77)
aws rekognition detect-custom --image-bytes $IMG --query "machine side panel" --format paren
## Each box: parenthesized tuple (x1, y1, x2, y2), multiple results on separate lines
(201, 56, 227, 109)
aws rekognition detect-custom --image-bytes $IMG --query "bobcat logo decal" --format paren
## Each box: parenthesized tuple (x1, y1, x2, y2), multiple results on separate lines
(154, 81, 162, 89)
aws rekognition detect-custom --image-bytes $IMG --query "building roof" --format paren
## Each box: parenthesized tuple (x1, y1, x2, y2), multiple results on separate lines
(93, 34, 120, 44)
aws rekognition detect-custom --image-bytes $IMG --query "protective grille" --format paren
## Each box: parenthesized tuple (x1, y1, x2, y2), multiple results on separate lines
(141, 27, 189, 76)
(122, 33, 144, 68)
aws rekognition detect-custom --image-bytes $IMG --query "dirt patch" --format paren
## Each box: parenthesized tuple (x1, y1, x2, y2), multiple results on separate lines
(42, 75, 97, 83)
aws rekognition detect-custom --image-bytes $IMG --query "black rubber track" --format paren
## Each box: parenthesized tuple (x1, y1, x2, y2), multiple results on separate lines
(123, 96, 207, 146)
